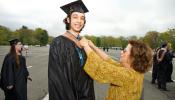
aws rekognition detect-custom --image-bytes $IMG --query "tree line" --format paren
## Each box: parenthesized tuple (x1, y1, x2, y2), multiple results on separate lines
(0, 25, 52, 46)
(85, 29, 175, 50)
(0, 25, 175, 50)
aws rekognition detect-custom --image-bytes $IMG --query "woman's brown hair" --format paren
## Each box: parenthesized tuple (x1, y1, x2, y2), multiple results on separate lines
(10, 43, 20, 68)
(129, 40, 153, 73)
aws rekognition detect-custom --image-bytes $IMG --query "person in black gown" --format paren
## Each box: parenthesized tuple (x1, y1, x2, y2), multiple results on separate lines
(48, 0, 95, 100)
(166, 43, 175, 82)
(157, 43, 169, 91)
(0, 38, 32, 100)
(151, 47, 160, 84)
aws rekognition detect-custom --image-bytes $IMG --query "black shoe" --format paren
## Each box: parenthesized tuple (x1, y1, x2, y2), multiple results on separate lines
(167, 80, 174, 82)
(158, 86, 161, 89)
(158, 85, 161, 89)
(162, 88, 168, 91)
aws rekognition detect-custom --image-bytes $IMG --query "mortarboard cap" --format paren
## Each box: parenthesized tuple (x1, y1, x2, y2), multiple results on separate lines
(9, 38, 20, 46)
(60, 0, 89, 15)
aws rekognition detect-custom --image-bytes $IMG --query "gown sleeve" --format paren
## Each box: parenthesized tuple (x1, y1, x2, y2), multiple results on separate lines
(5, 56, 15, 86)
(84, 51, 135, 86)
(23, 57, 29, 77)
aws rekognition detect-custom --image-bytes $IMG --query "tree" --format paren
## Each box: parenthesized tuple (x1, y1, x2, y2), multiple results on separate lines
(143, 31, 159, 49)
(167, 28, 175, 50)
(0, 25, 12, 45)
(118, 36, 128, 49)
(48, 36, 54, 44)
(15, 26, 34, 45)
(96, 37, 101, 47)
(35, 28, 49, 46)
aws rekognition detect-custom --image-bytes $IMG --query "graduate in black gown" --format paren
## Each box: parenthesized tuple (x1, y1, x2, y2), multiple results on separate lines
(157, 43, 169, 91)
(48, 1, 95, 100)
(0, 39, 32, 100)
(151, 47, 160, 84)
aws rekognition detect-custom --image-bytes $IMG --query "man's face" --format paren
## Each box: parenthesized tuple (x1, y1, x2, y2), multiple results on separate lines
(68, 12, 85, 33)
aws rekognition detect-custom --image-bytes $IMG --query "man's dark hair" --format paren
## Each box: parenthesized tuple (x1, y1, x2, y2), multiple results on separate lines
(9, 42, 21, 68)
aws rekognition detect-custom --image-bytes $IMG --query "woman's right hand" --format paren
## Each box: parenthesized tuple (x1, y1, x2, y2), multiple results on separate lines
(79, 37, 89, 47)
(80, 37, 93, 55)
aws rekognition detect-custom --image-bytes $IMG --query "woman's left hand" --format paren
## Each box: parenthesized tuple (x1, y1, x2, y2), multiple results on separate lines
(27, 76, 32, 81)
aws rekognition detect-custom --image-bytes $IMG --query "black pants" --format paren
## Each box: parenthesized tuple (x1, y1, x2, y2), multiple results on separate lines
(152, 63, 158, 81)
(158, 70, 167, 89)
(167, 63, 173, 81)
(4, 89, 18, 100)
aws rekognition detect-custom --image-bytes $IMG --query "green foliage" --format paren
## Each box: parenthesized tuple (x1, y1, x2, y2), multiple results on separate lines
(167, 29, 175, 50)
(0, 25, 49, 46)
(48, 36, 54, 44)
(0, 25, 175, 50)
(85, 35, 127, 48)
(143, 31, 159, 49)
(35, 28, 49, 46)
(0, 25, 12, 45)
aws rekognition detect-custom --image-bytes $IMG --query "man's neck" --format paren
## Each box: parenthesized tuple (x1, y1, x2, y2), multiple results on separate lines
(68, 30, 80, 37)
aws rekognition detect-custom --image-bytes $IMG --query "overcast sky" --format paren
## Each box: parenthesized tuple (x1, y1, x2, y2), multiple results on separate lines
(0, 0, 175, 37)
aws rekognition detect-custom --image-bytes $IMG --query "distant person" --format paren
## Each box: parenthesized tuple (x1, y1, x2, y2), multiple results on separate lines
(166, 43, 175, 82)
(157, 43, 169, 91)
(103, 47, 106, 51)
(23, 45, 29, 57)
(48, 1, 95, 100)
(106, 47, 109, 52)
(151, 47, 160, 84)
(80, 38, 153, 100)
(0, 38, 32, 100)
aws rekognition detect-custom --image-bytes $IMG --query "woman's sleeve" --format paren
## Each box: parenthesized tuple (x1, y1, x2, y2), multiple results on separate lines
(6, 57, 15, 86)
(105, 57, 121, 67)
(84, 51, 134, 86)
(23, 57, 29, 77)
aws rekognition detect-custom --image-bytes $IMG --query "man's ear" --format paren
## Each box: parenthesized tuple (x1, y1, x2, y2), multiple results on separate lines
(67, 17, 70, 23)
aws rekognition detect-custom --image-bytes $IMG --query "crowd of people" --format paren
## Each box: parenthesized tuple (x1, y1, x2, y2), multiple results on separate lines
(151, 43, 175, 91)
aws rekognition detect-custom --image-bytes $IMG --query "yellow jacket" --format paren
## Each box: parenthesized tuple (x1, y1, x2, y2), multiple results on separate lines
(84, 51, 144, 100)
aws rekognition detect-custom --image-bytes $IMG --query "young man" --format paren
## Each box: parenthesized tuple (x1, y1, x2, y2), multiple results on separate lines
(48, 0, 95, 100)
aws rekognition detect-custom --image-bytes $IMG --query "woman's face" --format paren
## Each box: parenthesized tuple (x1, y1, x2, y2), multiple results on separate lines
(15, 42, 23, 52)
(120, 44, 132, 65)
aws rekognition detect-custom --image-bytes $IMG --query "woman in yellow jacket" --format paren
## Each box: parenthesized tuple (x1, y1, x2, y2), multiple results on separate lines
(79, 38, 153, 100)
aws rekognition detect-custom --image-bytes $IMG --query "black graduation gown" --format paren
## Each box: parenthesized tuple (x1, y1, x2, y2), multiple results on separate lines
(157, 50, 169, 88)
(48, 36, 95, 100)
(166, 51, 175, 82)
(152, 52, 159, 81)
(0, 54, 29, 100)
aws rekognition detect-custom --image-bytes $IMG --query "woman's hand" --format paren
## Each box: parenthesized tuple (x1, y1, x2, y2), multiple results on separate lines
(80, 37, 93, 55)
(27, 76, 32, 81)
(7, 85, 13, 90)
(79, 37, 89, 47)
